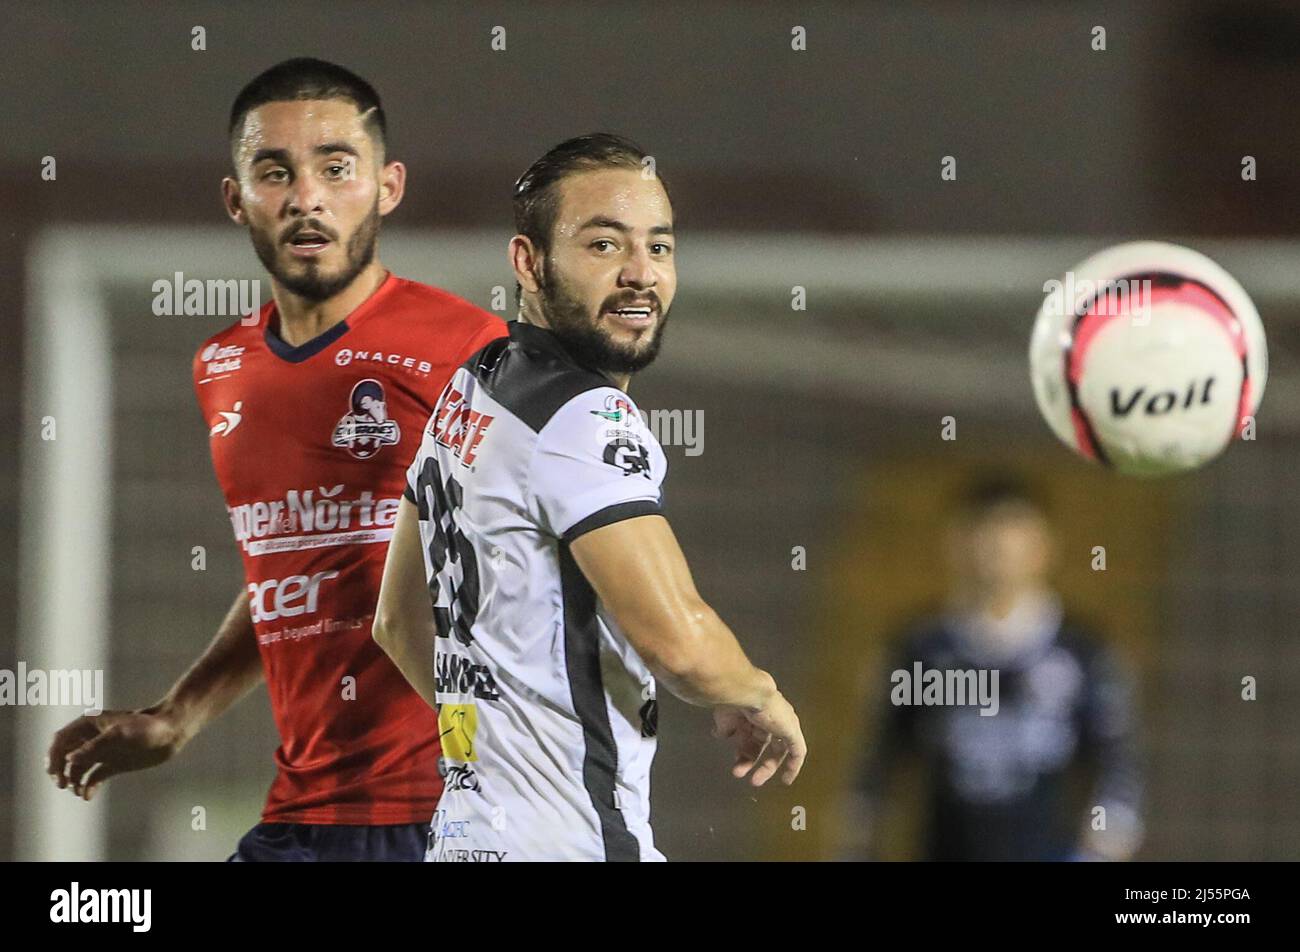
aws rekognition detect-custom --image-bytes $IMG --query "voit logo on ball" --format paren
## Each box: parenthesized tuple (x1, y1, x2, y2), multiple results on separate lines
(332, 378, 401, 459)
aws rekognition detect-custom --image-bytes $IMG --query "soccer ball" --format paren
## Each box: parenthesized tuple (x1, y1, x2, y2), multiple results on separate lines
(1029, 241, 1267, 477)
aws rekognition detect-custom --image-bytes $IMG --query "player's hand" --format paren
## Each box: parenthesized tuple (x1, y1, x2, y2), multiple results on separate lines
(712, 691, 806, 787)
(46, 707, 185, 801)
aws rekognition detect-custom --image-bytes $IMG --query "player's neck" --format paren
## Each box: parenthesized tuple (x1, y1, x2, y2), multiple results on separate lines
(272, 261, 389, 347)
(961, 583, 1046, 621)
(951, 585, 1058, 656)
(517, 309, 633, 392)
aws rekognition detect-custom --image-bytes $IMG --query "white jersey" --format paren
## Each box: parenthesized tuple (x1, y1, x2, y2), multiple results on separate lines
(404, 319, 668, 862)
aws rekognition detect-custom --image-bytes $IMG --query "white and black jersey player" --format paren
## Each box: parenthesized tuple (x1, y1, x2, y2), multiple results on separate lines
(374, 134, 806, 861)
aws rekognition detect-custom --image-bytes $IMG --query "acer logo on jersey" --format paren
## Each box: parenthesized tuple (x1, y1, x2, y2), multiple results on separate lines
(431, 387, 495, 467)
(248, 571, 339, 623)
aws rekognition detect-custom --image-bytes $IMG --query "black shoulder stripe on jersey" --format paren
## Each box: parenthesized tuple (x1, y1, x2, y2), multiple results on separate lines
(558, 543, 641, 862)
(469, 321, 613, 433)
(563, 499, 663, 543)
(464, 333, 510, 374)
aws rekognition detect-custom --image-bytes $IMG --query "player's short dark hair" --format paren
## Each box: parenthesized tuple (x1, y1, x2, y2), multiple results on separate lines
(512, 133, 670, 256)
(953, 473, 1049, 521)
(228, 58, 387, 162)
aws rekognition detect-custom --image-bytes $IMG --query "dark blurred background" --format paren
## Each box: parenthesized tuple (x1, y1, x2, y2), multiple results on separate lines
(2, 0, 1298, 860)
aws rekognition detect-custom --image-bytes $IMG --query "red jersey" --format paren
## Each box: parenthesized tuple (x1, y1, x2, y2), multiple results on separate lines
(192, 273, 506, 825)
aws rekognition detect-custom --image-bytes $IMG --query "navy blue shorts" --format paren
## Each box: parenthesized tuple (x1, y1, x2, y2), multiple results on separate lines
(227, 822, 430, 862)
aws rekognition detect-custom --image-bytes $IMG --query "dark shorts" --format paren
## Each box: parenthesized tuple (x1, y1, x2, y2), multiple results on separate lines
(227, 821, 430, 862)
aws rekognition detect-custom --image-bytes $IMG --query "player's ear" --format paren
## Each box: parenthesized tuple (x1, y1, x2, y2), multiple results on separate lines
(509, 235, 543, 295)
(221, 176, 246, 225)
(378, 159, 406, 216)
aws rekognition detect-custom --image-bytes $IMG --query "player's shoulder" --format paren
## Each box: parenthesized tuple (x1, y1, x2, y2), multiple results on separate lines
(192, 317, 261, 377)
(547, 385, 646, 436)
(1057, 607, 1104, 637)
(1053, 611, 1111, 657)
(379, 277, 507, 368)
(386, 277, 502, 334)
(891, 614, 953, 661)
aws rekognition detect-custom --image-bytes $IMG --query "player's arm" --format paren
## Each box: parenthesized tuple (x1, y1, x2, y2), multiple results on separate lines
(570, 514, 806, 786)
(373, 497, 440, 710)
(1077, 645, 1144, 860)
(46, 587, 264, 800)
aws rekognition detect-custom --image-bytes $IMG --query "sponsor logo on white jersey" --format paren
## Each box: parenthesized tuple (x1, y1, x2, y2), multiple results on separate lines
(228, 484, 401, 555)
(209, 401, 243, 437)
(430, 385, 495, 467)
(335, 347, 433, 375)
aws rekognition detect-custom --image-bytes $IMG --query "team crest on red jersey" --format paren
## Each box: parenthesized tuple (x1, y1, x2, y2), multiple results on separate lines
(332, 378, 401, 459)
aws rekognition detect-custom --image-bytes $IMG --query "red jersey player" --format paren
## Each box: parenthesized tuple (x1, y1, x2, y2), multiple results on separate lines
(45, 58, 505, 861)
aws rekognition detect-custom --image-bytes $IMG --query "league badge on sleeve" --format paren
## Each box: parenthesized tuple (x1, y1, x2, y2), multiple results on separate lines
(588, 394, 653, 478)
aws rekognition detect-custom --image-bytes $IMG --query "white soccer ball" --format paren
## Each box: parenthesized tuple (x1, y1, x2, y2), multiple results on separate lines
(1029, 241, 1267, 477)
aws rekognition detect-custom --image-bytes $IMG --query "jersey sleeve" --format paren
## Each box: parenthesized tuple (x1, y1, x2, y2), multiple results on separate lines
(1080, 642, 1144, 839)
(191, 340, 214, 422)
(529, 388, 666, 542)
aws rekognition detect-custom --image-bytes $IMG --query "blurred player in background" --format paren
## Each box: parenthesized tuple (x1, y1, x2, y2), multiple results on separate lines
(45, 58, 505, 861)
(841, 476, 1144, 861)
(373, 134, 806, 861)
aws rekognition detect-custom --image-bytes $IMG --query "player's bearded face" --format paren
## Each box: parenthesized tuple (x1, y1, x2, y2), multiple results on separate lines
(229, 99, 394, 303)
(250, 200, 380, 302)
(536, 254, 669, 374)
(529, 168, 675, 375)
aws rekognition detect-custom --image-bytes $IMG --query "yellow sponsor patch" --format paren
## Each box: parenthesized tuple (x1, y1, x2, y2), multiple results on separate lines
(438, 703, 478, 762)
